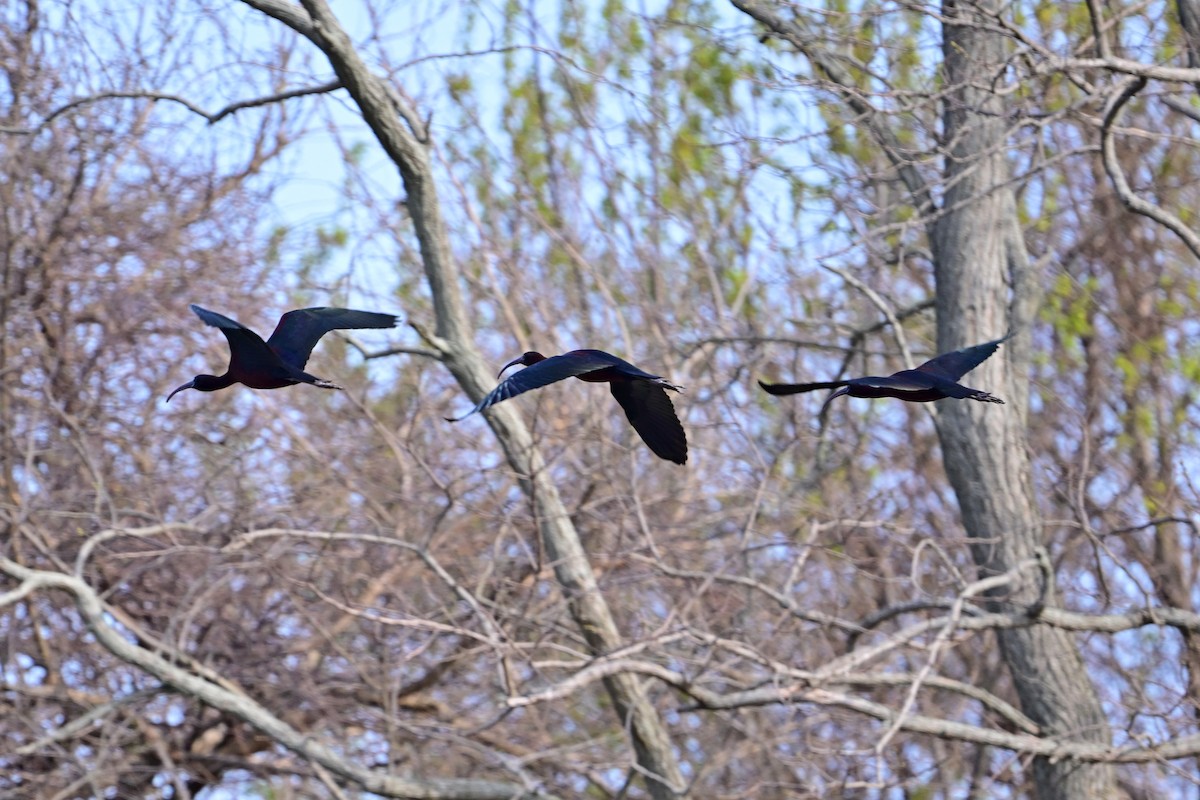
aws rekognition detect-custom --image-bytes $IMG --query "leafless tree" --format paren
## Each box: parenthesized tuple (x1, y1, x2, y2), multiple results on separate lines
(6, 0, 1200, 798)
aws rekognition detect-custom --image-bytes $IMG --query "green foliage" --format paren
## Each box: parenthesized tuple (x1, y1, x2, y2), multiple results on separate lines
(345, 141, 369, 166)
(298, 225, 349, 277)
(263, 225, 288, 267)
(446, 72, 472, 101)
(1042, 271, 1095, 346)
(1178, 350, 1200, 385)
(442, 0, 780, 332)
(908, 785, 934, 800)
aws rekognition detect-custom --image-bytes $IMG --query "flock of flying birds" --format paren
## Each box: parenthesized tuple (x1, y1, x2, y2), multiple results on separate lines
(167, 304, 1012, 466)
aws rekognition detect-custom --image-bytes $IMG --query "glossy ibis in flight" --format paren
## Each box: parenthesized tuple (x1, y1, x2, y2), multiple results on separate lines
(759, 335, 1011, 417)
(167, 304, 399, 402)
(448, 350, 688, 464)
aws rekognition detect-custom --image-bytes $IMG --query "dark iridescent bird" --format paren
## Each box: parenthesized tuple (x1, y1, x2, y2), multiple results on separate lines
(448, 349, 687, 464)
(167, 304, 399, 402)
(760, 335, 1011, 417)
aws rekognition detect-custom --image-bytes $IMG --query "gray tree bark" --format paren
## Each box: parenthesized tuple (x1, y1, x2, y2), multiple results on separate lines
(239, 1, 686, 796)
(731, 0, 1121, 795)
(932, 2, 1119, 797)
(1179, 0, 1200, 73)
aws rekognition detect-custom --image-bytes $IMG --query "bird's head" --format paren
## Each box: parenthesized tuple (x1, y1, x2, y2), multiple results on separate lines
(498, 351, 546, 378)
(165, 374, 226, 402)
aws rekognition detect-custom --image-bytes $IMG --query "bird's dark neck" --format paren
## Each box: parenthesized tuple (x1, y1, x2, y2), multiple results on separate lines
(192, 373, 237, 392)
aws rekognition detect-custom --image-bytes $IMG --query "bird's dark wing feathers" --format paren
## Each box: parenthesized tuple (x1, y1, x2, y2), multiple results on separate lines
(610, 381, 687, 464)
(915, 334, 1011, 381)
(570, 348, 665, 381)
(851, 373, 940, 392)
(268, 307, 399, 370)
(191, 304, 253, 333)
(190, 305, 278, 373)
(449, 353, 620, 421)
(758, 379, 851, 396)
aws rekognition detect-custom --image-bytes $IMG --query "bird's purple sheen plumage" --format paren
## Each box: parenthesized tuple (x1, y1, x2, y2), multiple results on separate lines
(912, 334, 1012, 381)
(448, 348, 687, 464)
(610, 381, 687, 464)
(167, 304, 399, 402)
(452, 350, 676, 419)
(759, 333, 1011, 410)
(267, 307, 399, 370)
(188, 305, 249, 331)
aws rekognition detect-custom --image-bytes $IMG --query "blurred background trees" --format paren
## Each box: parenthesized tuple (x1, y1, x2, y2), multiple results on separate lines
(3, 0, 1200, 797)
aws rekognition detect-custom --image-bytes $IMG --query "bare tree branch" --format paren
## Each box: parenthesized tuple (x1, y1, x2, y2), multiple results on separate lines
(1034, 55, 1200, 84)
(1162, 94, 1200, 124)
(0, 83, 341, 135)
(13, 687, 161, 757)
(0, 558, 557, 800)
(237, 0, 316, 36)
(506, 652, 1200, 763)
(820, 263, 915, 371)
(235, 2, 689, 795)
(207, 80, 343, 124)
(730, 0, 935, 220)
(1100, 76, 1200, 261)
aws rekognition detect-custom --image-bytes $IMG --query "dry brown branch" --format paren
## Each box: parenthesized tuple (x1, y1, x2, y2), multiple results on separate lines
(1099, 76, 1200, 261)
(0, 557, 558, 800)
(0, 83, 342, 135)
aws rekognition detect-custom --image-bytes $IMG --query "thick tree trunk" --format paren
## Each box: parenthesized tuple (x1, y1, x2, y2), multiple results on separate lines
(1179, 0, 1200, 73)
(241, 1, 686, 796)
(731, 1, 1122, 794)
(933, 2, 1118, 797)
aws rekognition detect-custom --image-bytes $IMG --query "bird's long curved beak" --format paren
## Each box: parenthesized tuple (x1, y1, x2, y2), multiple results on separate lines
(818, 386, 851, 418)
(165, 379, 195, 403)
(497, 356, 525, 378)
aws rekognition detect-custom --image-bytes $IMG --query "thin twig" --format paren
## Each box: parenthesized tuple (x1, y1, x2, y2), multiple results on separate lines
(1, 83, 341, 135)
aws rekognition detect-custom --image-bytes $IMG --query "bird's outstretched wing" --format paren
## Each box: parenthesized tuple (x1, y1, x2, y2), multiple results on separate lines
(610, 381, 687, 464)
(569, 348, 671, 382)
(850, 373, 943, 392)
(758, 379, 851, 396)
(447, 351, 622, 422)
(267, 307, 400, 370)
(915, 334, 1011, 381)
(190, 304, 277, 373)
(190, 304, 253, 333)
